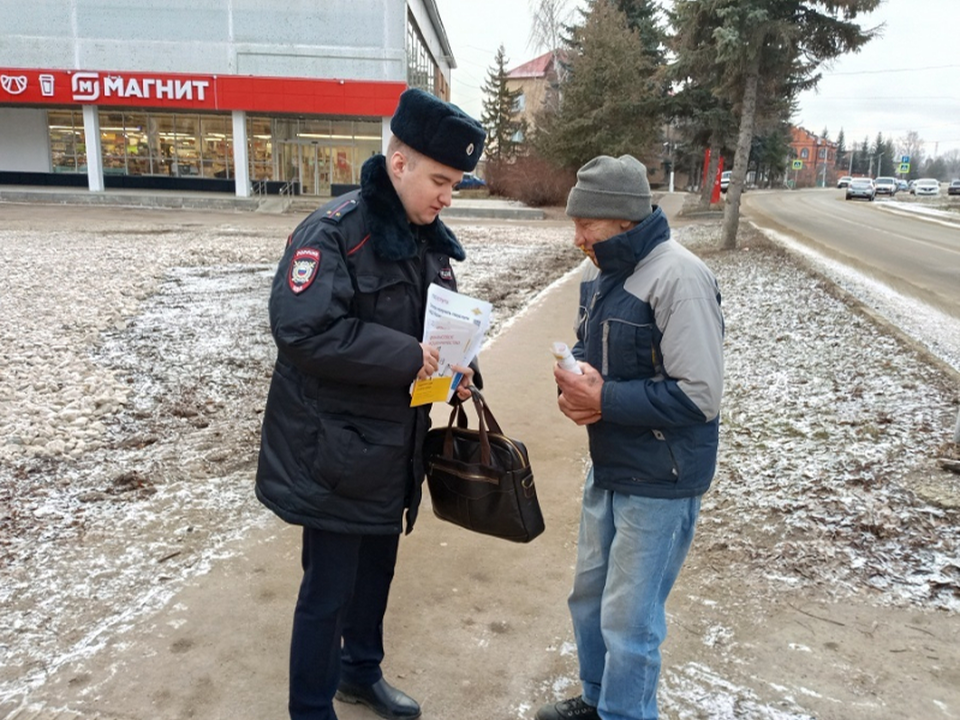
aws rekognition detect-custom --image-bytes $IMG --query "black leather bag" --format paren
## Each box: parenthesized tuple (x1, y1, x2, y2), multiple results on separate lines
(422, 389, 544, 543)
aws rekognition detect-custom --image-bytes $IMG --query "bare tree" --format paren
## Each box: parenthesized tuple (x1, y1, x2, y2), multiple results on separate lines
(896, 130, 926, 177)
(528, 0, 573, 53)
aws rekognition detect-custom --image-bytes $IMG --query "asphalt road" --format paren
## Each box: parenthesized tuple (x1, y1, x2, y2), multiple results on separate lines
(742, 188, 960, 319)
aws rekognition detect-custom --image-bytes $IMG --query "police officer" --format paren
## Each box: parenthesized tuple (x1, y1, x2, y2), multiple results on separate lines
(256, 89, 486, 720)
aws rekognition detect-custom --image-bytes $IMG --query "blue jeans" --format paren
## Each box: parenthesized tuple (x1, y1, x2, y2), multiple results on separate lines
(568, 469, 701, 720)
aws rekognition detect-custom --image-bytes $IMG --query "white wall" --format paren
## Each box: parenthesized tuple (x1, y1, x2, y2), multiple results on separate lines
(0, 0, 411, 83)
(0, 108, 51, 172)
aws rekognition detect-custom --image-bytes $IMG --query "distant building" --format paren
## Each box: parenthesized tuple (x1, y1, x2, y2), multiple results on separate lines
(0, 1, 457, 198)
(789, 126, 839, 188)
(505, 50, 567, 143)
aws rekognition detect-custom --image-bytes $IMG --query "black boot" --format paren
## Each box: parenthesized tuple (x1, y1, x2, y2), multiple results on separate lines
(335, 678, 421, 719)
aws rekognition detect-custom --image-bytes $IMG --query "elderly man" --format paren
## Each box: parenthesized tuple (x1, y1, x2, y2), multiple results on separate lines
(538, 155, 724, 720)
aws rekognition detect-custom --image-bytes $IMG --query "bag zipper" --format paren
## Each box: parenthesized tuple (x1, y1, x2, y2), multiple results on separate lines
(442, 428, 530, 470)
(428, 462, 501, 485)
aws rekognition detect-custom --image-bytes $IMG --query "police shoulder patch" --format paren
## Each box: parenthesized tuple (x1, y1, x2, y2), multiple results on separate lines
(320, 198, 359, 224)
(288, 248, 321, 294)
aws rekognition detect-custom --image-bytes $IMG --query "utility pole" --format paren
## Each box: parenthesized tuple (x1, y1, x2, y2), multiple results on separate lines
(812, 139, 819, 187)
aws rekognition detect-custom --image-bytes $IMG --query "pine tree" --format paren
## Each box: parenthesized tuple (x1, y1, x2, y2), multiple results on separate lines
(834, 128, 847, 169)
(480, 44, 525, 163)
(610, 0, 665, 64)
(534, 0, 662, 169)
(670, 0, 881, 249)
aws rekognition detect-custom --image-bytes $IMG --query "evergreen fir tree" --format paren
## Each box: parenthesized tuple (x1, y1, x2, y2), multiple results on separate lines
(534, 0, 662, 168)
(480, 44, 525, 162)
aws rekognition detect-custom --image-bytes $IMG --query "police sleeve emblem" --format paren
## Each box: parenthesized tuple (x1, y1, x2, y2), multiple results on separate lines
(288, 248, 321, 294)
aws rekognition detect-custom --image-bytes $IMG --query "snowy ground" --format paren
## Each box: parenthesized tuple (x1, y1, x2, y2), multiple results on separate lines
(0, 202, 957, 716)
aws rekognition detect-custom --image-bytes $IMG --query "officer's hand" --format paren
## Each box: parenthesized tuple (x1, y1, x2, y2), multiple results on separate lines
(555, 362, 603, 425)
(418, 343, 440, 380)
(450, 364, 474, 401)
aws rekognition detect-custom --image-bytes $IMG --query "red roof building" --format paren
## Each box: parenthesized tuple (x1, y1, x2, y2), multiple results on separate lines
(789, 126, 840, 188)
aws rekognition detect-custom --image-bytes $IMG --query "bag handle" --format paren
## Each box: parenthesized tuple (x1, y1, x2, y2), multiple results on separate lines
(469, 388, 504, 436)
(440, 386, 501, 466)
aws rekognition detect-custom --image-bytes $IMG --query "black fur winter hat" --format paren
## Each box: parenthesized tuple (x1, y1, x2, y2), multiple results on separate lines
(390, 88, 485, 172)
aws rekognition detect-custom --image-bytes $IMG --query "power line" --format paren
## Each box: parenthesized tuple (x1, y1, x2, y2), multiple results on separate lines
(810, 96, 958, 101)
(827, 63, 960, 76)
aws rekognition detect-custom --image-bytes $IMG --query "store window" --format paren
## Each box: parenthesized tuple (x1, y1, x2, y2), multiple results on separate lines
(200, 115, 231, 179)
(46, 109, 378, 191)
(123, 113, 152, 176)
(48, 110, 86, 173)
(248, 116, 274, 181)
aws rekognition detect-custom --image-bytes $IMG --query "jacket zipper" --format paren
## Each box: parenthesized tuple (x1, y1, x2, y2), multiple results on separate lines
(651, 429, 679, 477)
(602, 322, 610, 376)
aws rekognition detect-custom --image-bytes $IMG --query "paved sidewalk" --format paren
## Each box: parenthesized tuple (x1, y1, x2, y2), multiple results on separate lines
(3, 258, 593, 720)
(0, 186, 545, 220)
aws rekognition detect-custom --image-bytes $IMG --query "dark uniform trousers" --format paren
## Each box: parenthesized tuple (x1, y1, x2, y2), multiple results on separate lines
(289, 527, 400, 720)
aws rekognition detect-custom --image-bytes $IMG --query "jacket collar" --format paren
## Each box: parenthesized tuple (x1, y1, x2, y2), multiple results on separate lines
(359, 155, 466, 262)
(593, 206, 670, 273)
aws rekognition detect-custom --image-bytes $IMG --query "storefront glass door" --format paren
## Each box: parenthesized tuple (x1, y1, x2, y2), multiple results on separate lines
(280, 141, 333, 196)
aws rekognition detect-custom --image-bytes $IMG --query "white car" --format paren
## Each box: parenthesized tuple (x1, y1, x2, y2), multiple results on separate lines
(720, 170, 731, 193)
(912, 178, 941, 196)
(874, 176, 898, 195)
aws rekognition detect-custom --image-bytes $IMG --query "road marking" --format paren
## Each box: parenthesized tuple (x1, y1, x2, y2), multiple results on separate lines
(792, 196, 960, 256)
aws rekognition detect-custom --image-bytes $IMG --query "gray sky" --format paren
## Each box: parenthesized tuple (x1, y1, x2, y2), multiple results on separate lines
(433, 0, 960, 158)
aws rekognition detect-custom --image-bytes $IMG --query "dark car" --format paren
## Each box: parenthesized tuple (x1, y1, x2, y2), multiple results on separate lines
(845, 178, 876, 201)
(948, 179, 960, 196)
(455, 172, 486, 190)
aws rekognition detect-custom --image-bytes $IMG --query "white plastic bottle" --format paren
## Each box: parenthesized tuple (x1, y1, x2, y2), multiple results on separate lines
(551, 341, 583, 374)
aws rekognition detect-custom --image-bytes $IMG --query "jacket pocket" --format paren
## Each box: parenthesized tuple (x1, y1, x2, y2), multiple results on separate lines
(314, 413, 408, 500)
(601, 318, 657, 379)
(355, 272, 415, 331)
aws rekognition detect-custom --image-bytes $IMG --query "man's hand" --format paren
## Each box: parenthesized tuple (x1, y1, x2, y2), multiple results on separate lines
(555, 361, 603, 425)
(450, 364, 475, 401)
(418, 343, 440, 380)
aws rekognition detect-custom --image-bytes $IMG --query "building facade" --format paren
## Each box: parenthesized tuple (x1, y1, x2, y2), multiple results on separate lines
(0, 0, 455, 197)
(505, 50, 565, 143)
(789, 126, 840, 188)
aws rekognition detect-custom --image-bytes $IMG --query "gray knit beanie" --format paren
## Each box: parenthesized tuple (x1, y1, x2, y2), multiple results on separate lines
(566, 154, 652, 221)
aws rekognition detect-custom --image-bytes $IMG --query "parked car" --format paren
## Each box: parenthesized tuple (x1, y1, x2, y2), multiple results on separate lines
(911, 178, 941, 196)
(454, 172, 486, 190)
(896, 178, 909, 192)
(720, 170, 731, 193)
(845, 178, 876, 201)
(837, 175, 853, 188)
(948, 179, 960, 196)
(873, 176, 898, 195)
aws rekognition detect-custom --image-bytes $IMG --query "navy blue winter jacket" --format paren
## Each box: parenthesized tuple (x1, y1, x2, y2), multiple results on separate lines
(572, 207, 724, 498)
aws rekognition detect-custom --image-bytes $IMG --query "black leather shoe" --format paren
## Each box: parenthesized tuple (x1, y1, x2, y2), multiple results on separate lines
(535, 695, 601, 720)
(335, 678, 421, 719)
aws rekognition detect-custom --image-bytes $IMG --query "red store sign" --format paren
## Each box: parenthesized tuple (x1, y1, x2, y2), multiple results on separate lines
(0, 68, 405, 116)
